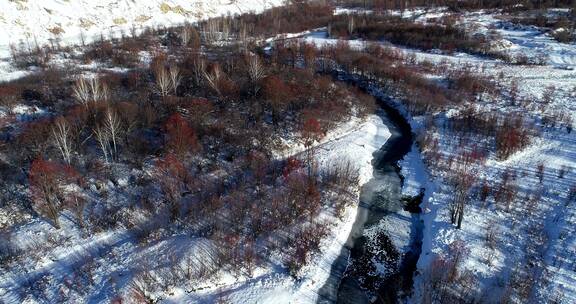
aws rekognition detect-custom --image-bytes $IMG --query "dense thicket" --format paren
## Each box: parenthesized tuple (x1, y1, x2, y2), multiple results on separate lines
(330, 0, 576, 11)
(329, 14, 491, 54)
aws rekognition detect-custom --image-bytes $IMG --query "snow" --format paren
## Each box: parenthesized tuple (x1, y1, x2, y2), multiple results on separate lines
(400, 143, 431, 198)
(0, 0, 283, 54)
(0, 0, 284, 81)
(394, 10, 576, 303)
(283, 8, 575, 302)
(167, 115, 391, 303)
(1, 4, 575, 303)
(0, 114, 391, 304)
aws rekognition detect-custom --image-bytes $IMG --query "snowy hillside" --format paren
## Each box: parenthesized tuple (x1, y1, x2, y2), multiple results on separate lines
(0, 0, 280, 56)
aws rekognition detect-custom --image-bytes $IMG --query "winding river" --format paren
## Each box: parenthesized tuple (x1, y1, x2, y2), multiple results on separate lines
(317, 81, 421, 303)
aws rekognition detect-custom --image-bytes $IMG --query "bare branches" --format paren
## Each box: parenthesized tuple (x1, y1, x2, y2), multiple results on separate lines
(154, 65, 182, 96)
(94, 125, 111, 163)
(192, 58, 206, 86)
(104, 108, 122, 160)
(247, 55, 265, 83)
(73, 77, 91, 106)
(93, 107, 123, 163)
(73, 77, 109, 106)
(202, 18, 230, 44)
(203, 64, 223, 96)
(154, 66, 171, 97)
(51, 117, 73, 164)
(181, 25, 192, 47)
(29, 158, 79, 229)
(169, 65, 182, 95)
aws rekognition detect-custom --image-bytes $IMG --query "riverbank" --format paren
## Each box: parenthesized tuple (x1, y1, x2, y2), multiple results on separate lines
(163, 115, 392, 303)
(312, 80, 422, 302)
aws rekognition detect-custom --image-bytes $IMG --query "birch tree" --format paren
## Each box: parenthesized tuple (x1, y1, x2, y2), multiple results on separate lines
(247, 56, 265, 83)
(51, 117, 73, 164)
(169, 65, 182, 95)
(247, 55, 265, 95)
(192, 58, 206, 86)
(155, 66, 172, 97)
(73, 77, 91, 106)
(181, 25, 192, 46)
(203, 64, 223, 96)
(104, 108, 122, 160)
(94, 125, 112, 163)
(73, 77, 108, 106)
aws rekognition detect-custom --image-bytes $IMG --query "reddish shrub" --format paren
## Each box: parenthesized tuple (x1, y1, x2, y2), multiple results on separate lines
(29, 158, 79, 228)
(164, 113, 200, 157)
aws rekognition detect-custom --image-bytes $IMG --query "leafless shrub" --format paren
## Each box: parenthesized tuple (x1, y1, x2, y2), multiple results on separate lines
(72, 77, 92, 106)
(484, 223, 498, 250)
(181, 25, 192, 47)
(130, 272, 156, 303)
(322, 159, 359, 189)
(284, 222, 328, 278)
(247, 55, 266, 83)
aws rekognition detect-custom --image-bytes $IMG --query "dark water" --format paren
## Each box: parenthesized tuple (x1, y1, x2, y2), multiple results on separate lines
(317, 83, 420, 304)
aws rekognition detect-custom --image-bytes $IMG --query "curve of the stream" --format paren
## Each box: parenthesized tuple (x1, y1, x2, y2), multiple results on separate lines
(317, 78, 422, 304)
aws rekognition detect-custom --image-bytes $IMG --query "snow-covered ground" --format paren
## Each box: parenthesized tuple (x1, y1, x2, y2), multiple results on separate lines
(292, 8, 576, 303)
(0, 0, 283, 82)
(399, 10, 576, 304)
(0, 0, 282, 54)
(1, 4, 575, 303)
(0, 114, 391, 303)
(176, 115, 391, 303)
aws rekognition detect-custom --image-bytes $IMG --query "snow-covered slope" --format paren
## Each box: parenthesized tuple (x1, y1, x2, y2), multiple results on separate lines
(0, 0, 281, 57)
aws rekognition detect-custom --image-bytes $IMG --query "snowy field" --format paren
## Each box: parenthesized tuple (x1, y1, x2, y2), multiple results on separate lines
(292, 7, 576, 303)
(393, 10, 576, 303)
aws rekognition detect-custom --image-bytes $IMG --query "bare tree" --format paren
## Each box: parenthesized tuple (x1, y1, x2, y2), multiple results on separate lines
(239, 22, 249, 50)
(203, 18, 220, 43)
(449, 172, 474, 229)
(181, 25, 192, 47)
(203, 64, 223, 96)
(94, 125, 112, 163)
(73, 77, 91, 106)
(247, 55, 265, 95)
(100, 81, 110, 103)
(51, 117, 73, 164)
(66, 191, 86, 228)
(348, 15, 355, 34)
(192, 58, 206, 86)
(104, 108, 122, 160)
(247, 55, 266, 83)
(73, 77, 108, 106)
(155, 66, 171, 97)
(169, 65, 182, 95)
(29, 158, 78, 229)
(221, 17, 230, 41)
(90, 77, 108, 103)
